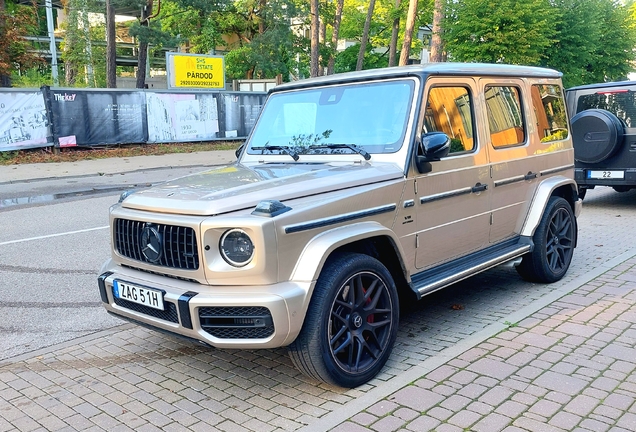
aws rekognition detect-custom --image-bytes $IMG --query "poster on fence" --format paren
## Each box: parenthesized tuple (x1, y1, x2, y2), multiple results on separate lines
(220, 93, 265, 139)
(49, 89, 146, 147)
(146, 92, 220, 143)
(0, 90, 50, 151)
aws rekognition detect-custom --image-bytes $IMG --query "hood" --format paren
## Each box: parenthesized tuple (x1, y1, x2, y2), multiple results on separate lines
(122, 162, 404, 215)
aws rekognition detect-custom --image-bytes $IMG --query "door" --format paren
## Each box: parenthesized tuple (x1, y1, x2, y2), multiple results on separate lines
(412, 78, 492, 269)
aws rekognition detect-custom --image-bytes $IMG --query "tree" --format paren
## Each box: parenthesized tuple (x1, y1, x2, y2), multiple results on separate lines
(540, 0, 635, 87)
(105, 0, 116, 88)
(430, 0, 443, 62)
(326, 0, 344, 74)
(310, 0, 320, 76)
(154, 0, 296, 80)
(0, 0, 42, 87)
(356, 0, 377, 70)
(387, 0, 401, 67)
(442, 0, 555, 65)
(399, 0, 417, 65)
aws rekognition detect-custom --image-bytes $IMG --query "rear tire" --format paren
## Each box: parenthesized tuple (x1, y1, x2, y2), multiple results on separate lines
(577, 187, 587, 200)
(613, 186, 631, 193)
(288, 252, 399, 388)
(516, 197, 575, 283)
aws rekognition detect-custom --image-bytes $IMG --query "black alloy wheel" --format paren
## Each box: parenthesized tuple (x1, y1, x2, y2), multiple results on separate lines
(288, 252, 399, 388)
(327, 270, 394, 375)
(516, 196, 575, 283)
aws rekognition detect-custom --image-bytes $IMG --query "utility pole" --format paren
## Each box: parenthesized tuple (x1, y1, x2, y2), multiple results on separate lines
(45, 0, 59, 86)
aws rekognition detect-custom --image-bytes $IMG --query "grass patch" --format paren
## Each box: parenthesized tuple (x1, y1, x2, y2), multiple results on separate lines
(0, 141, 243, 166)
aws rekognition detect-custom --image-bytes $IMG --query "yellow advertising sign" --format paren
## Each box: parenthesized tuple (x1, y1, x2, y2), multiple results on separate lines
(168, 54, 225, 89)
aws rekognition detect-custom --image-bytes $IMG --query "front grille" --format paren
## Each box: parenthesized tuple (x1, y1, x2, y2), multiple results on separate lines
(113, 294, 179, 323)
(199, 306, 275, 339)
(114, 219, 199, 270)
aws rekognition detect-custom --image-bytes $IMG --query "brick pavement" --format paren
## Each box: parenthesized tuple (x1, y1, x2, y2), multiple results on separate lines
(1, 165, 636, 431)
(325, 255, 636, 432)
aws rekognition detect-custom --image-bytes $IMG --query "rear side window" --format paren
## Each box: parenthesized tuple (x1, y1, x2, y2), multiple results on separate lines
(485, 86, 525, 148)
(423, 86, 475, 154)
(532, 84, 568, 142)
(576, 89, 636, 128)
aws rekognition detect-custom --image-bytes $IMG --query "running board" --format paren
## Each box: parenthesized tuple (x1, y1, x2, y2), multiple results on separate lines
(411, 237, 532, 298)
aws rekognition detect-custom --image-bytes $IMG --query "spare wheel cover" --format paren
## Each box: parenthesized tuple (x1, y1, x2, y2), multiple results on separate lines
(571, 108, 624, 163)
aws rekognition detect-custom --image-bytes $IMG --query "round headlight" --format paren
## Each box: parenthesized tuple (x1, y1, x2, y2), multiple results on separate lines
(219, 229, 255, 267)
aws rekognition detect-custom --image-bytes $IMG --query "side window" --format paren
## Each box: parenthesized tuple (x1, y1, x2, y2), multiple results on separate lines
(532, 84, 569, 142)
(485, 86, 525, 148)
(423, 86, 475, 154)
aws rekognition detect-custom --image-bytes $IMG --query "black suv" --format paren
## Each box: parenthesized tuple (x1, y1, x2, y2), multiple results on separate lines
(566, 81, 636, 198)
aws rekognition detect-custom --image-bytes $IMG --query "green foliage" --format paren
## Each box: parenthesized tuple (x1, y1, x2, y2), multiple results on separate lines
(10, 66, 53, 87)
(334, 43, 389, 72)
(443, 0, 556, 65)
(0, 150, 19, 162)
(541, 0, 636, 88)
(0, 0, 43, 83)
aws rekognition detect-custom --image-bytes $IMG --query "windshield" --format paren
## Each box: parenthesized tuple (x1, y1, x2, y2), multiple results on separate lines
(246, 79, 415, 157)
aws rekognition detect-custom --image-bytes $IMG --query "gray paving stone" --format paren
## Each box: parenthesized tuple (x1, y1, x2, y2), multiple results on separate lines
(550, 411, 582, 430)
(388, 386, 444, 412)
(370, 415, 406, 432)
(533, 371, 588, 396)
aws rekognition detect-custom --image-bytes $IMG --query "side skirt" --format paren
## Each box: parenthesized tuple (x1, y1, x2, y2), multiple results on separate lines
(411, 236, 532, 299)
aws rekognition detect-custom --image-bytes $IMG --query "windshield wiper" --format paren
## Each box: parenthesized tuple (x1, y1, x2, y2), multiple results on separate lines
(251, 145, 299, 161)
(307, 144, 371, 160)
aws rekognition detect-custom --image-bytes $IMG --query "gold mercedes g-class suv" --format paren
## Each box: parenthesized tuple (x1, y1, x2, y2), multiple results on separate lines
(98, 63, 581, 388)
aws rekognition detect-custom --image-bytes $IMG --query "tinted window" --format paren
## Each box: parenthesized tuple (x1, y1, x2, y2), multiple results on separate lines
(423, 87, 475, 154)
(576, 89, 636, 128)
(485, 86, 525, 148)
(532, 84, 568, 142)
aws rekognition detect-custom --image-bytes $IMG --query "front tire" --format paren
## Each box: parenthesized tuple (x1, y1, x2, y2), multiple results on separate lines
(288, 253, 399, 388)
(516, 196, 575, 283)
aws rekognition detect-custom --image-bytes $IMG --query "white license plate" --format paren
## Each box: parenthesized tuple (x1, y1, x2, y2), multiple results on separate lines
(114, 280, 165, 310)
(587, 170, 625, 179)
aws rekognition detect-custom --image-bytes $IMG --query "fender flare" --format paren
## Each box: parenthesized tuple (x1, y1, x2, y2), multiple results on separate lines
(289, 221, 407, 284)
(520, 176, 579, 238)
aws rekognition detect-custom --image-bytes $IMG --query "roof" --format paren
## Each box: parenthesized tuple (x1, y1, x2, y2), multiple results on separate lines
(566, 80, 636, 92)
(273, 63, 563, 92)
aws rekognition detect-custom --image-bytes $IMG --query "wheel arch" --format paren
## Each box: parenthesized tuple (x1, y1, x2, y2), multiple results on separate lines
(521, 176, 579, 240)
(289, 222, 413, 302)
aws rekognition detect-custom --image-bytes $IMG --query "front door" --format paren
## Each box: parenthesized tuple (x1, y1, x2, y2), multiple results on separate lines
(413, 78, 492, 269)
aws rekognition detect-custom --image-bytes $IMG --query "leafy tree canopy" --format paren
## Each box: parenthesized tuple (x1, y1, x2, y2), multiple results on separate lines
(1, 0, 43, 86)
(541, 0, 636, 88)
(442, 0, 556, 65)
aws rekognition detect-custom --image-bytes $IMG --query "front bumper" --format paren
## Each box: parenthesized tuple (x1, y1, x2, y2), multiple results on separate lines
(98, 260, 313, 349)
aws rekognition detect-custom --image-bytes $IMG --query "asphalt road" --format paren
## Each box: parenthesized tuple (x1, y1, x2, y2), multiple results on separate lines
(0, 165, 208, 360)
(1, 165, 635, 367)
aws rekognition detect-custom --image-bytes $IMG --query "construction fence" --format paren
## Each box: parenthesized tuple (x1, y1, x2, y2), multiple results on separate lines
(0, 86, 267, 152)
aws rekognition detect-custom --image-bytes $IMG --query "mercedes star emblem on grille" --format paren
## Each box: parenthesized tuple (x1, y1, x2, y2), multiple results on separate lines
(140, 225, 163, 263)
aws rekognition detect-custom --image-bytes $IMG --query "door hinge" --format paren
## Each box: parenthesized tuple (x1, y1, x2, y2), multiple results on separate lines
(414, 179, 418, 194)
(490, 213, 494, 225)
(416, 233, 419, 248)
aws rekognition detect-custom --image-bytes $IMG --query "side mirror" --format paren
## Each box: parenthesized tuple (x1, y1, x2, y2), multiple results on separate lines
(235, 143, 245, 159)
(416, 132, 451, 173)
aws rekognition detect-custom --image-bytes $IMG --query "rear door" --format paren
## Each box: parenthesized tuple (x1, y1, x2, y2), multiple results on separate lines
(484, 80, 571, 243)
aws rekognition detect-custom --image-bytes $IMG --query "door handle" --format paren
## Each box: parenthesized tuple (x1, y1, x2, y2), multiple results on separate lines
(524, 171, 538, 180)
(471, 183, 488, 193)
